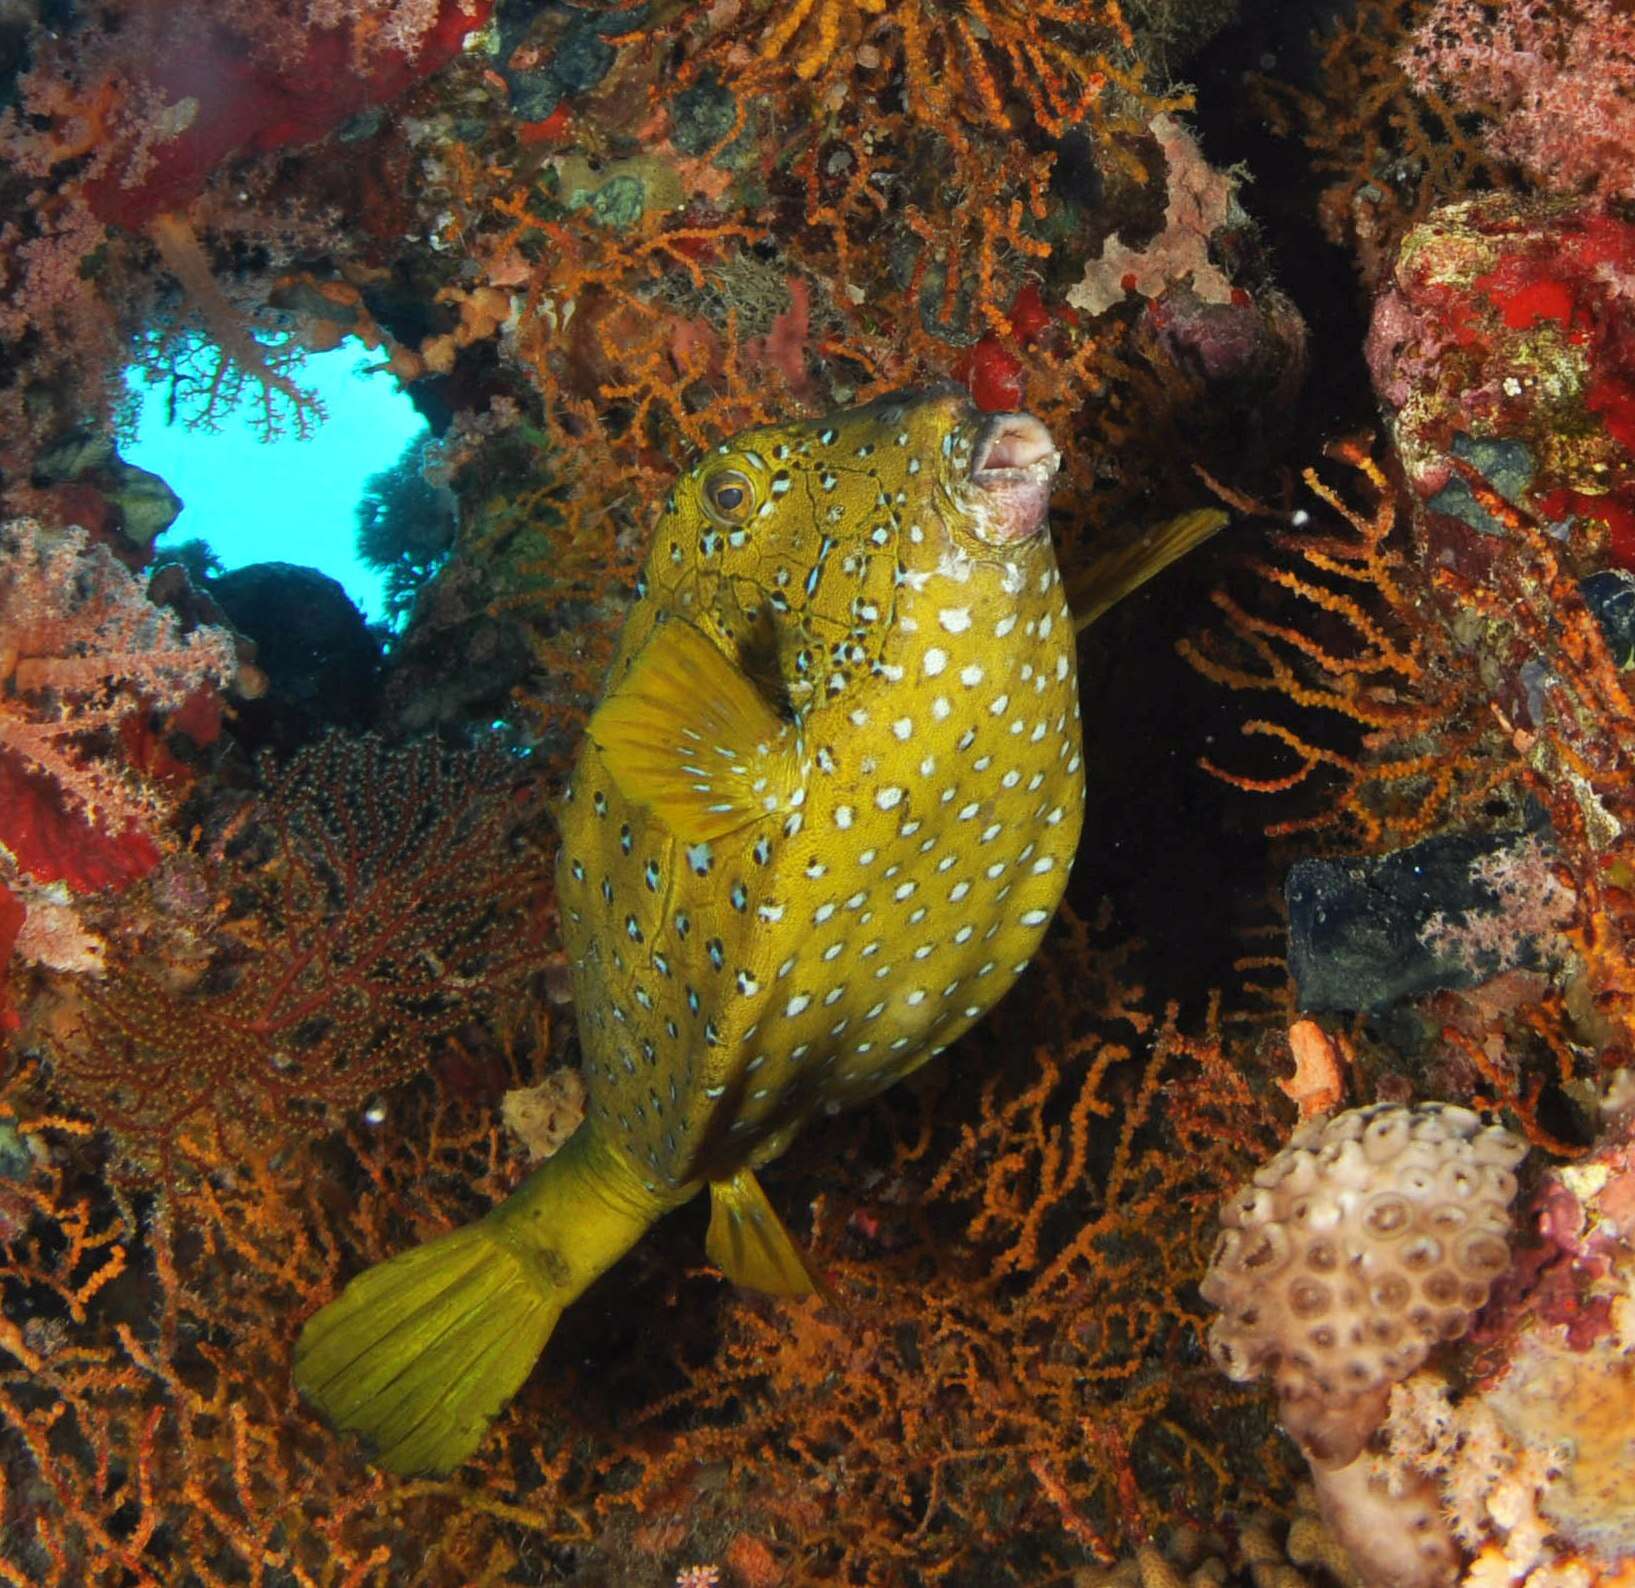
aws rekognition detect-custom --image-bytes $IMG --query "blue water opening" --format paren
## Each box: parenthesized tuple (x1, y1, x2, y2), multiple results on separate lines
(123, 340, 430, 627)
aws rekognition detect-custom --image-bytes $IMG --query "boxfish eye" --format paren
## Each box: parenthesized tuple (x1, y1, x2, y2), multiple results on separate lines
(702, 468, 754, 525)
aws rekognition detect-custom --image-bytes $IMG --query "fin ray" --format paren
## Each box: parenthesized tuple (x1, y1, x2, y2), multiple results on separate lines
(705, 1167, 823, 1298)
(589, 620, 802, 840)
(1071, 507, 1229, 632)
(294, 1224, 558, 1475)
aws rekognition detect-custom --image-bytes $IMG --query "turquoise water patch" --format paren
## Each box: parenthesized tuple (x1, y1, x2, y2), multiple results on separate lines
(123, 340, 428, 626)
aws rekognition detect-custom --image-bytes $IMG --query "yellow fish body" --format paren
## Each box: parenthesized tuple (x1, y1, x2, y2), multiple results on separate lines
(294, 388, 1217, 1474)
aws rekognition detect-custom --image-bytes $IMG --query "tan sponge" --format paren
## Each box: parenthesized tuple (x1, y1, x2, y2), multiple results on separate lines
(1201, 1102, 1527, 1465)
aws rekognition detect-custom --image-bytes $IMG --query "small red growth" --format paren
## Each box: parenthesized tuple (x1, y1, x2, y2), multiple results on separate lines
(1492, 277, 1575, 331)
(1006, 282, 1056, 342)
(118, 687, 223, 788)
(0, 882, 25, 1034)
(518, 103, 573, 145)
(953, 284, 1075, 411)
(1535, 485, 1635, 569)
(956, 337, 1025, 411)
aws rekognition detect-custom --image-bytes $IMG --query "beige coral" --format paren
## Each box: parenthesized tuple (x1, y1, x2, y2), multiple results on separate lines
(1486, 1292, 1635, 1562)
(1201, 1102, 1526, 1465)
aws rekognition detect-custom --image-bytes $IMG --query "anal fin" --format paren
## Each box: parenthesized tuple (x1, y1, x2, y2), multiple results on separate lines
(588, 619, 803, 841)
(706, 1167, 823, 1299)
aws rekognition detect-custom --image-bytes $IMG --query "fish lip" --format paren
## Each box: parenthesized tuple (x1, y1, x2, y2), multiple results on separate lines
(966, 412, 1060, 543)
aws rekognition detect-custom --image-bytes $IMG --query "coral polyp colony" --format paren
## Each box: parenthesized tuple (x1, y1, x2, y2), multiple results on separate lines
(1203, 1103, 1527, 1467)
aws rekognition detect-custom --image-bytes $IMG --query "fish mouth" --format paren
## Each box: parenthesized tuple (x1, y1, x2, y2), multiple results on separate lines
(965, 412, 1061, 544)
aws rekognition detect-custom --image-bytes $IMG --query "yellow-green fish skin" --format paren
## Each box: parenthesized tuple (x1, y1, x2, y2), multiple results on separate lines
(295, 389, 1092, 1475)
(557, 387, 1086, 1194)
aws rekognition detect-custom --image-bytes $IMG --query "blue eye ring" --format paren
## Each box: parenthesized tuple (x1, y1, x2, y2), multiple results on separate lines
(702, 468, 755, 525)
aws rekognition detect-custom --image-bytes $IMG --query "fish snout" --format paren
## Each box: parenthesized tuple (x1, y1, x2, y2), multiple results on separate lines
(966, 413, 1061, 544)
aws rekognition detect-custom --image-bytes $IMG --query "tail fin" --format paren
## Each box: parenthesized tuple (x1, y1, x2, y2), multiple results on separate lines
(1071, 507, 1230, 632)
(293, 1222, 560, 1476)
(294, 1121, 678, 1475)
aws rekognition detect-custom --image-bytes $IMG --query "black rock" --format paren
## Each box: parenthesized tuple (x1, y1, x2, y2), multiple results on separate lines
(1581, 568, 1635, 669)
(209, 563, 381, 749)
(1286, 821, 1564, 1013)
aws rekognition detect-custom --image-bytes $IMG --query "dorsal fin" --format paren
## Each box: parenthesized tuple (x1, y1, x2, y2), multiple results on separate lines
(1071, 507, 1229, 632)
(587, 619, 804, 841)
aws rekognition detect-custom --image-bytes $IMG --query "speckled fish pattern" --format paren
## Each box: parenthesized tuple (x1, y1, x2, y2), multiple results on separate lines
(556, 387, 1086, 1196)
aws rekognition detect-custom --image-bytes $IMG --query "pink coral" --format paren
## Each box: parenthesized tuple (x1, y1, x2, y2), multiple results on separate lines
(0, 518, 238, 851)
(1401, 0, 1635, 202)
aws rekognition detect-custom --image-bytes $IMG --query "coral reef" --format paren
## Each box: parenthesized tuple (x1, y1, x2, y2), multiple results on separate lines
(2, 0, 1635, 1582)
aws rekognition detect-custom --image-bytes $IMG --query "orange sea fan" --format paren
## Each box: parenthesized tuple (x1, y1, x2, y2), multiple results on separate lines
(1178, 439, 1510, 848)
(609, 908, 1295, 1582)
(670, 0, 1138, 144)
(1252, 0, 1509, 287)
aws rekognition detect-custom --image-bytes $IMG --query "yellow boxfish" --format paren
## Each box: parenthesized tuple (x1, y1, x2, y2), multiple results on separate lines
(293, 386, 1222, 1475)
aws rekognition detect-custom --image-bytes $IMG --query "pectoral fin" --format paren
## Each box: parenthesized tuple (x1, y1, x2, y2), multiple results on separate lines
(706, 1167, 823, 1298)
(588, 619, 803, 840)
